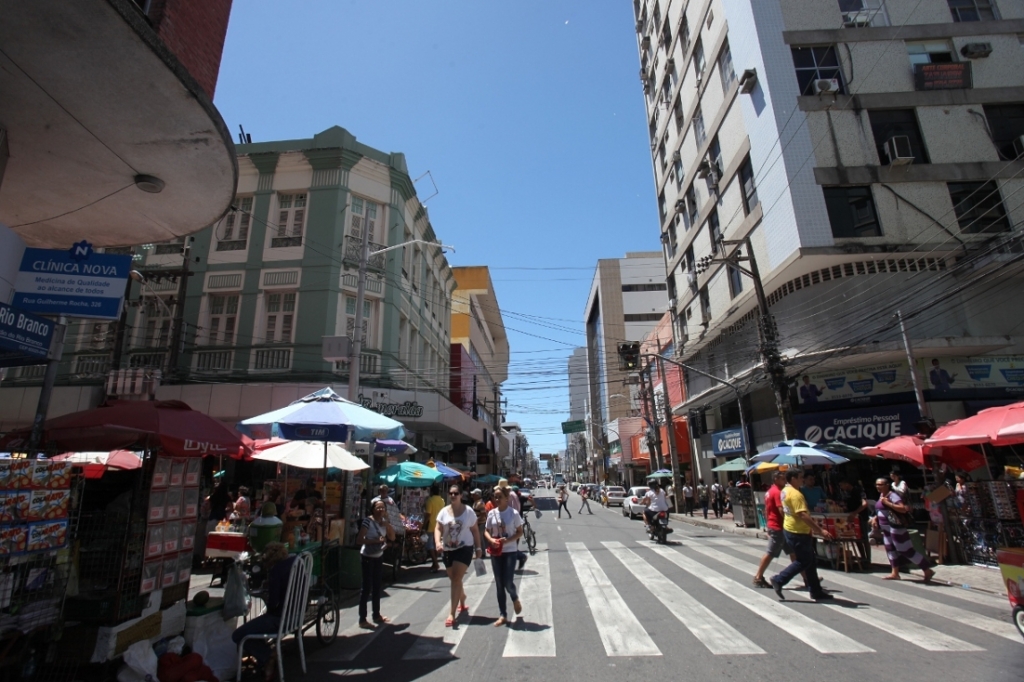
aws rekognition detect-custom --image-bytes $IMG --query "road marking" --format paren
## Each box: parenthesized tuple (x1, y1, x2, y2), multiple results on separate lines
(504, 543, 555, 657)
(719, 542, 1022, 644)
(821, 601, 983, 652)
(566, 541, 661, 657)
(648, 544, 873, 654)
(402, 572, 491, 660)
(603, 541, 763, 655)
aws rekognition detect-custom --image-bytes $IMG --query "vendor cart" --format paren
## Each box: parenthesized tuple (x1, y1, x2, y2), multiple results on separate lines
(996, 547, 1024, 639)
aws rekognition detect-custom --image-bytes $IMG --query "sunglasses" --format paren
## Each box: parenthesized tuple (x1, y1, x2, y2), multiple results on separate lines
(449, 491, 460, 496)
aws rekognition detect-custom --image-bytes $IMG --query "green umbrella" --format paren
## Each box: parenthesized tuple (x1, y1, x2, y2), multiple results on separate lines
(375, 461, 443, 487)
(474, 474, 502, 485)
(711, 457, 749, 472)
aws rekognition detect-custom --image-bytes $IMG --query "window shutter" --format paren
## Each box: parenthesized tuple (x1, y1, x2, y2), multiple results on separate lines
(224, 213, 235, 240)
(292, 209, 304, 237)
(351, 215, 362, 239)
(266, 316, 277, 343)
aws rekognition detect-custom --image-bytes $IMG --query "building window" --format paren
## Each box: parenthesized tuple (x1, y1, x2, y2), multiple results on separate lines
(140, 297, 172, 348)
(707, 210, 721, 254)
(346, 296, 374, 346)
(727, 264, 744, 299)
(906, 40, 954, 67)
(718, 40, 735, 91)
(272, 193, 306, 247)
(658, 140, 667, 168)
(947, 0, 997, 22)
(738, 157, 758, 215)
(624, 313, 664, 322)
(350, 196, 379, 242)
(659, 191, 667, 222)
(948, 181, 1011, 233)
(791, 45, 845, 95)
(218, 196, 253, 251)
(661, 73, 673, 103)
(983, 104, 1024, 160)
(823, 186, 882, 238)
(839, 0, 890, 27)
(207, 294, 239, 345)
(684, 184, 699, 230)
(868, 109, 929, 164)
(674, 156, 684, 189)
(693, 105, 706, 148)
(693, 38, 706, 81)
(680, 16, 690, 53)
(684, 247, 697, 292)
(622, 283, 668, 292)
(264, 292, 296, 344)
(699, 286, 711, 324)
(673, 97, 684, 132)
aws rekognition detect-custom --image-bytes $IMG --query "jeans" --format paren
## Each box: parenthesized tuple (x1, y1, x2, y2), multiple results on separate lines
(232, 613, 281, 666)
(700, 499, 709, 518)
(685, 498, 694, 515)
(774, 532, 823, 595)
(491, 552, 519, 618)
(557, 500, 571, 518)
(579, 497, 592, 513)
(359, 554, 384, 621)
(712, 499, 724, 518)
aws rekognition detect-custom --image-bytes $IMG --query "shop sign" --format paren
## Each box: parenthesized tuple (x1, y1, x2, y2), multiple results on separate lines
(357, 395, 424, 418)
(0, 301, 55, 367)
(13, 242, 132, 320)
(794, 404, 920, 447)
(914, 62, 971, 91)
(922, 356, 1024, 399)
(711, 428, 745, 456)
(467, 445, 477, 467)
(431, 442, 453, 453)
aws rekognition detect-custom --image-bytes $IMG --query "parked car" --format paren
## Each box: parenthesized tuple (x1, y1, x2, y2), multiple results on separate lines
(622, 486, 650, 519)
(604, 486, 627, 507)
(569, 481, 580, 491)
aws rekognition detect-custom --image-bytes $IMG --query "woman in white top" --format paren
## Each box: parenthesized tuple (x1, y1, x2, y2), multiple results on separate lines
(434, 484, 482, 628)
(484, 487, 524, 626)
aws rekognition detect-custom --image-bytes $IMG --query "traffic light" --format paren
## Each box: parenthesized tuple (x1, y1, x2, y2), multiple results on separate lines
(617, 342, 641, 371)
(688, 408, 704, 437)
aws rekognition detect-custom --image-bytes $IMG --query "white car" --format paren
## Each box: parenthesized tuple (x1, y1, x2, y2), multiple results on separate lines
(604, 486, 627, 507)
(622, 486, 650, 519)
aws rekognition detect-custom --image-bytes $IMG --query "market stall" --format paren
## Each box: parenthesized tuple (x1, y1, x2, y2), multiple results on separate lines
(376, 462, 444, 567)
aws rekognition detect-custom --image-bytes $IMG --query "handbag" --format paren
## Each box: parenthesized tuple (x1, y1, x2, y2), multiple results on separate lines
(885, 494, 911, 528)
(486, 509, 503, 556)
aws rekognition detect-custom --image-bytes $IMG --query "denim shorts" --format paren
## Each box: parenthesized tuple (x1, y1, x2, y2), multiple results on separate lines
(765, 529, 792, 558)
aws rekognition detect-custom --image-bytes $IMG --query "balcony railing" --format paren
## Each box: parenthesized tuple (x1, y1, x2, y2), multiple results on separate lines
(215, 239, 248, 252)
(270, 236, 302, 248)
(74, 354, 111, 375)
(194, 349, 233, 373)
(129, 352, 166, 369)
(342, 236, 387, 271)
(333, 352, 380, 376)
(253, 348, 292, 371)
(341, 273, 383, 293)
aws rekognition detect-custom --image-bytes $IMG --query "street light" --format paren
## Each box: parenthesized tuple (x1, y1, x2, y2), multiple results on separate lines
(347, 238, 455, 402)
(130, 270, 174, 317)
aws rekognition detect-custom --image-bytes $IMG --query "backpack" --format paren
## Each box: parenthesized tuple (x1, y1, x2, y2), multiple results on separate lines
(698, 485, 708, 501)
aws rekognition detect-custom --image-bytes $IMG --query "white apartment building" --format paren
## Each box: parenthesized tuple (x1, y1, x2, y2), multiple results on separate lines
(636, 0, 1024, 454)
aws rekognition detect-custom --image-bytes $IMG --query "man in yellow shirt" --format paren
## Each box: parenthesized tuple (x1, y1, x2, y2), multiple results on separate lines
(770, 470, 833, 601)
(424, 485, 445, 572)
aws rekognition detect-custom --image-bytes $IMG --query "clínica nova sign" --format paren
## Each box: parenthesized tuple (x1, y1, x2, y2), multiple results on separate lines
(358, 395, 425, 418)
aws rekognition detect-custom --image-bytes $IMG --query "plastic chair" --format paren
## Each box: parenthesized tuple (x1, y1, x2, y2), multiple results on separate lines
(235, 552, 314, 682)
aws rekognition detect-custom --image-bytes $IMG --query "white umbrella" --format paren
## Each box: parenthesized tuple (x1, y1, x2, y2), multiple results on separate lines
(252, 440, 368, 472)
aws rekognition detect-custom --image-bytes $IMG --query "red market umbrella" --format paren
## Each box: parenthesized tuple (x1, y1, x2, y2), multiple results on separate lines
(53, 450, 142, 479)
(924, 402, 1024, 449)
(864, 435, 987, 471)
(0, 400, 247, 458)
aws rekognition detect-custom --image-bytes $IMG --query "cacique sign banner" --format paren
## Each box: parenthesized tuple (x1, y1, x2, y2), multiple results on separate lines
(711, 428, 745, 456)
(794, 404, 921, 447)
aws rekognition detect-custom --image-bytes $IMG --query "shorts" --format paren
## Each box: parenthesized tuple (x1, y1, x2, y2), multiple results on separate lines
(765, 529, 792, 559)
(442, 545, 474, 568)
(425, 534, 436, 552)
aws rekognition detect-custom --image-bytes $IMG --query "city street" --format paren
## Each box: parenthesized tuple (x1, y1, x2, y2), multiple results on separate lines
(290, 489, 1021, 681)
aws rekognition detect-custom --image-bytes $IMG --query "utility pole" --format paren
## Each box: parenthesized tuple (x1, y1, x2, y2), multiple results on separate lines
(657, 355, 683, 513)
(166, 238, 192, 380)
(28, 316, 67, 452)
(110, 279, 134, 371)
(638, 362, 663, 470)
(897, 310, 929, 420)
(346, 217, 372, 403)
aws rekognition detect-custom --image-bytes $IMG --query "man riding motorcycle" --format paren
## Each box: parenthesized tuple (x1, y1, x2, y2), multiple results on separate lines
(642, 480, 670, 529)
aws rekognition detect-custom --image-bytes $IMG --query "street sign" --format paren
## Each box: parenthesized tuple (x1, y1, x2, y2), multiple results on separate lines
(13, 242, 132, 320)
(0, 301, 56, 367)
(711, 428, 746, 456)
(321, 335, 351, 361)
(561, 419, 586, 434)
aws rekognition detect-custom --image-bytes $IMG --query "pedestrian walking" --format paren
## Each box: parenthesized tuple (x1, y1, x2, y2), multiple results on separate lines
(710, 480, 724, 518)
(753, 471, 797, 588)
(484, 487, 524, 626)
(355, 500, 395, 629)
(873, 477, 935, 582)
(769, 470, 834, 601)
(471, 488, 487, 542)
(696, 479, 709, 519)
(434, 484, 483, 627)
(682, 482, 694, 516)
(578, 485, 593, 514)
(424, 484, 445, 572)
(498, 479, 527, 570)
(556, 485, 572, 519)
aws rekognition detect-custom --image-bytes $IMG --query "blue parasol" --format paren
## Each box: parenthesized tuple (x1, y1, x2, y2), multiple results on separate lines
(236, 387, 405, 442)
(749, 440, 849, 467)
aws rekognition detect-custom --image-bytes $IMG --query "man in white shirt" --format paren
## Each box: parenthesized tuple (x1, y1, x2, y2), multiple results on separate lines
(682, 482, 694, 516)
(642, 480, 669, 528)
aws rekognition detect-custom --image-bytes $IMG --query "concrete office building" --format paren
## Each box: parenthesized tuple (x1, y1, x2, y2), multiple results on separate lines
(634, 0, 1024, 458)
(565, 346, 589, 479)
(584, 252, 667, 481)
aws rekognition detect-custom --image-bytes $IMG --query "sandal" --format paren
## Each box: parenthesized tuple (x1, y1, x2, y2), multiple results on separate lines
(752, 577, 771, 589)
(922, 569, 935, 583)
(458, 605, 469, 615)
(444, 616, 454, 627)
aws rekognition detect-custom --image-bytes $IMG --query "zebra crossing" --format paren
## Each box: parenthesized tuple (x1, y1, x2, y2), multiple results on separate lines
(311, 536, 1016, 663)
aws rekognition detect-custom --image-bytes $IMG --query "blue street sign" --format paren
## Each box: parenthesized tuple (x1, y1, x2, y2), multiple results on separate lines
(12, 241, 132, 320)
(711, 428, 746, 455)
(0, 301, 55, 367)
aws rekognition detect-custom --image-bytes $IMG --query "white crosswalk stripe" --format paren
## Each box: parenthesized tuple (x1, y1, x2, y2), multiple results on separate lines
(566, 541, 662, 656)
(603, 541, 764, 655)
(504, 544, 556, 657)
(402, 572, 491, 660)
(648, 544, 874, 653)
(717, 542, 1022, 645)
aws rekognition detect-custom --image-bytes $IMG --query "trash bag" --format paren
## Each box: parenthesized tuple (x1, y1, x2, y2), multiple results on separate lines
(222, 563, 249, 620)
(191, 617, 235, 682)
(118, 640, 158, 682)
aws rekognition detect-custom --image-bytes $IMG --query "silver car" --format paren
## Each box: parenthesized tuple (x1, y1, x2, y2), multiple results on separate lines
(604, 486, 627, 507)
(622, 486, 650, 519)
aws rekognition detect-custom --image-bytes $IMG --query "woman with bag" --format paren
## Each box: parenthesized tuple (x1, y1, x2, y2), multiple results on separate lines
(355, 500, 395, 629)
(484, 487, 524, 626)
(872, 477, 934, 582)
(434, 484, 482, 628)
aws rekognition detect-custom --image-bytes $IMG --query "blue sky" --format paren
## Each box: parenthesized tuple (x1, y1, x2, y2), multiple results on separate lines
(213, 2, 659, 456)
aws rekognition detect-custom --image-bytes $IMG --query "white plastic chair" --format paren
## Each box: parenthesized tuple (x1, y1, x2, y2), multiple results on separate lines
(236, 552, 314, 682)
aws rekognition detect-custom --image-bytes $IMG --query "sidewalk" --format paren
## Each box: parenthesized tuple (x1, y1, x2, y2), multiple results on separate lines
(669, 510, 1008, 597)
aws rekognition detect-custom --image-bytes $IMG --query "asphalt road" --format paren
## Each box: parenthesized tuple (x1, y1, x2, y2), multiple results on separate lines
(289, 488, 1022, 681)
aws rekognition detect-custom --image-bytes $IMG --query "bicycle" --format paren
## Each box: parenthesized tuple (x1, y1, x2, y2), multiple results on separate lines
(522, 516, 537, 555)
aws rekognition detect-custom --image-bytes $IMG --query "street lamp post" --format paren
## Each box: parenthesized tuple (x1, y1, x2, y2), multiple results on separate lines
(346, 239, 454, 403)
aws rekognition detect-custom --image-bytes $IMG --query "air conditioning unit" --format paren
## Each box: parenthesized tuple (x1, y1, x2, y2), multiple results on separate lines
(672, 150, 681, 162)
(884, 135, 914, 165)
(813, 78, 840, 95)
(668, 297, 677, 309)
(675, 199, 686, 212)
(842, 10, 874, 28)
(706, 170, 721, 189)
(696, 160, 711, 178)
(1012, 135, 1024, 159)
(960, 42, 992, 59)
(641, 36, 651, 49)
(738, 68, 758, 94)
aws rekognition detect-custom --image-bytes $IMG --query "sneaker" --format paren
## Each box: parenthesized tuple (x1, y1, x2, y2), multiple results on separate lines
(812, 591, 834, 601)
(513, 600, 522, 615)
(770, 577, 785, 601)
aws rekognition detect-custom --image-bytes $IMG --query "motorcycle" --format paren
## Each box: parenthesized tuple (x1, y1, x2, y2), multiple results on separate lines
(645, 510, 673, 544)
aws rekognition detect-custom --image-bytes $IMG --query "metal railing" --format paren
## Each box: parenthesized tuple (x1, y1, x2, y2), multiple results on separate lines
(253, 348, 292, 371)
(342, 236, 387, 271)
(194, 349, 233, 372)
(74, 354, 111, 375)
(128, 352, 166, 369)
